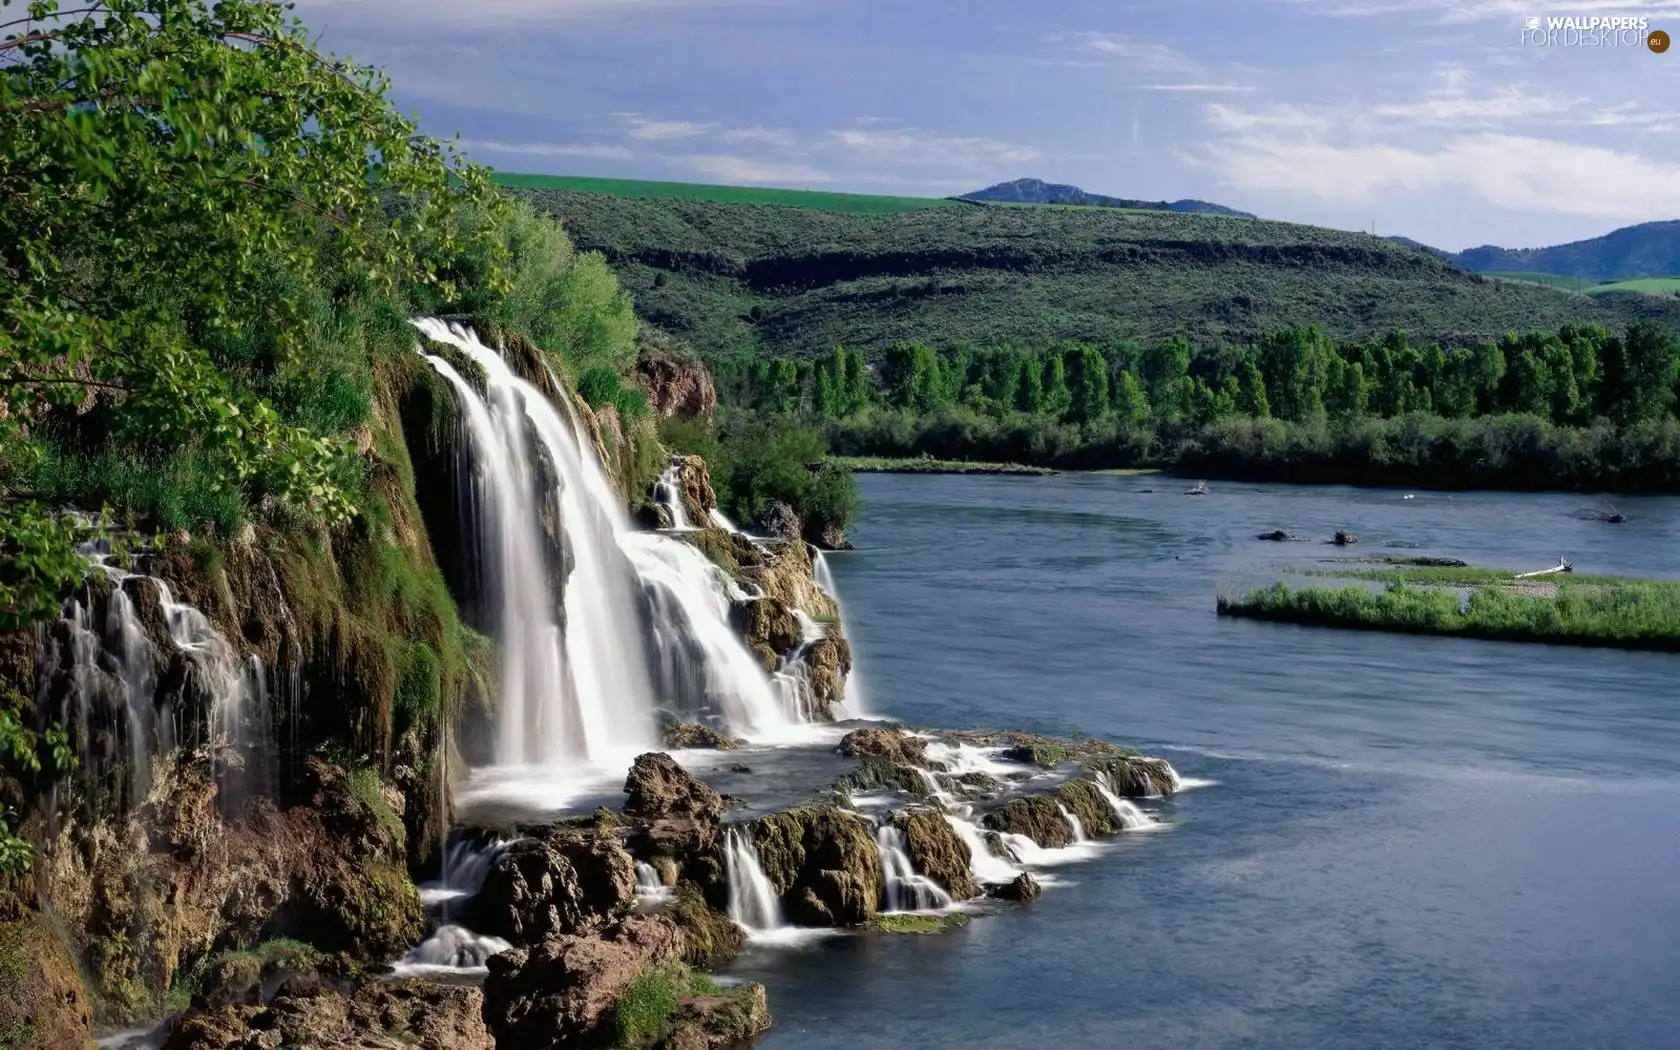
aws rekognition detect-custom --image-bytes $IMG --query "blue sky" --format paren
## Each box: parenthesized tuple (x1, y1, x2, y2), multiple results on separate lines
(294, 0, 1680, 251)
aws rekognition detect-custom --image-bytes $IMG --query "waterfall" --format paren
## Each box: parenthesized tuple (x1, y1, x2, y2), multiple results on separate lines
(876, 824, 954, 912)
(653, 459, 693, 531)
(1095, 773, 1158, 831)
(1057, 803, 1087, 843)
(634, 861, 671, 903)
(416, 319, 805, 762)
(807, 545, 870, 718)
(624, 534, 797, 740)
(708, 508, 740, 533)
(422, 836, 515, 909)
(417, 319, 660, 766)
(811, 547, 837, 599)
(943, 815, 1023, 886)
(42, 563, 272, 812)
(725, 828, 785, 934)
(392, 925, 514, 977)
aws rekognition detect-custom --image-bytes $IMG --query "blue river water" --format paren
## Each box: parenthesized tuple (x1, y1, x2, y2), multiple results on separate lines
(732, 474, 1680, 1049)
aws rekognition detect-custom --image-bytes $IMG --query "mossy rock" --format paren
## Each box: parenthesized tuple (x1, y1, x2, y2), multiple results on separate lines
(867, 913, 971, 935)
(745, 805, 879, 927)
(653, 983, 771, 1050)
(281, 858, 424, 962)
(833, 757, 929, 798)
(661, 724, 738, 751)
(894, 809, 977, 902)
(1086, 756, 1178, 798)
(1055, 779, 1117, 838)
(0, 918, 94, 1050)
(982, 796, 1076, 849)
(666, 885, 743, 970)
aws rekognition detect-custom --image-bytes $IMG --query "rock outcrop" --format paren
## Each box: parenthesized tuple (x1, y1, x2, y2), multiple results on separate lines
(481, 916, 687, 1049)
(894, 808, 977, 901)
(623, 754, 725, 823)
(634, 342, 718, 421)
(467, 832, 637, 947)
(982, 795, 1078, 849)
(754, 501, 800, 541)
(160, 979, 491, 1050)
(661, 723, 738, 751)
(839, 727, 927, 766)
(675, 455, 718, 527)
(1087, 756, 1179, 798)
(655, 984, 772, 1050)
(0, 917, 94, 1050)
(987, 874, 1041, 902)
(745, 805, 878, 926)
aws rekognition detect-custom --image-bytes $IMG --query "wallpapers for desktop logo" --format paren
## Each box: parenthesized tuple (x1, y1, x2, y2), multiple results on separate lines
(1521, 13, 1669, 51)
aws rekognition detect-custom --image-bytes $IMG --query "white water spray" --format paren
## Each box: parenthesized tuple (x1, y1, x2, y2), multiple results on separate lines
(1095, 773, 1159, 831)
(1057, 803, 1087, 843)
(876, 824, 954, 912)
(653, 459, 693, 531)
(944, 815, 1023, 885)
(725, 828, 786, 934)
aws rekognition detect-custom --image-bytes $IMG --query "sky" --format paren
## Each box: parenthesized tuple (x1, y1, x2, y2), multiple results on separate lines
(291, 0, 1680, 251)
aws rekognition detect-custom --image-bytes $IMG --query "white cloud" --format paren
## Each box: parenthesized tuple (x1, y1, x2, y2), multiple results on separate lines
(830, 126, 1039, 168)
(719, 126, 804, 150)
(1205, 104, 1680, 218)
(295, 0, 797, 23)
(624, 118, 717, 141)
(1083, 35, 1205, 76)
(1370, 83, 1577, 124)
(458, 138, 635, 160)
(1140, 84, 1256, 93)
(679, 153, 835, 184)
(1271, 0, 1680, 20)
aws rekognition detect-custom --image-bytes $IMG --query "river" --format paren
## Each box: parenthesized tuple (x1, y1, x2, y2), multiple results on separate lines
(732, 474, 1680, 1049)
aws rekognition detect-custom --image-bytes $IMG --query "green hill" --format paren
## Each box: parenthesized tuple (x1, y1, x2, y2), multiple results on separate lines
(490, 173, 957, 214)
(519, 188, 1680, 360)
(1451, 221, 1680, 281)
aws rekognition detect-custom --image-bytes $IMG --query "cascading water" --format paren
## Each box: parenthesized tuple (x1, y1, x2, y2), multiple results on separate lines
(1095, 772, 1159, 831)
(422, 837, 515, 909)
(876, 824, 954, 912)
(40, 559, 275, 813)
(417, 319, 660, 766)
(653, 459, 693, 531)
(416, 319, 806, 767)
(708, 508, 740, 533)
(725, 828, 786, 934)
(944, 815, 1024, 885)
(635, 861, 671, 903)
(392, 926, 514, 977)
(1057, 803, 1088, 843)
(808, 546, 870, 718)
(625, 534, 798, 739)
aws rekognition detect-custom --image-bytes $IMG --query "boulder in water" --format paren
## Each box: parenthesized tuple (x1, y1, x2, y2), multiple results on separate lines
(657, 983, 772, 1050)
(661, 723, 739, 751)
(666, 884, 745, 969)
(1256, 529, 1305, 542)
(746, 804, 879, 927)
(810, 522, 853, 551)
(987, 874, 1041, 902)
(1087, 756, 1178, 798)
(1332, 531, 1360, 546)
(481, 916, 687, 1050)
(982, 796, 1077, 849)
(839, 727, 927, 766)
(624, 753, 726, 823)
(895, 809, 978, 901)
(467, 833, 637, 946)
(636, 503, 675, 531)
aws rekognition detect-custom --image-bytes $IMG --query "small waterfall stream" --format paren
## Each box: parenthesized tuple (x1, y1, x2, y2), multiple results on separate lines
(1095, 773, 1159, 831)
(653, 459, 693, 531)
(876, 824, 953, 913)
(725, 828, 786, 934)
(1057, 803, 1088, 843)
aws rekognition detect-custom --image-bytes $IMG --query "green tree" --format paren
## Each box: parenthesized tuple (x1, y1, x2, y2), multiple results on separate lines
(1, 0, 501, 625)
(1237, 361, 1272, 419)
(1064, 344, 1110, 424)
(1013, 356, 1045, 414)
(1599, 321, 1680, 424)
(1111, 370, 1150, 430)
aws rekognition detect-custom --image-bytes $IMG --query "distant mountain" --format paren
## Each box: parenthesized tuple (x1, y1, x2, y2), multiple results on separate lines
(961, 178, 1256, 219)
(1444, 221, 1680, 281)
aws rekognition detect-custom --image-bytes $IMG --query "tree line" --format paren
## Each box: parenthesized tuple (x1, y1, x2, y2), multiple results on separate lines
(719, 320, 1680, 433)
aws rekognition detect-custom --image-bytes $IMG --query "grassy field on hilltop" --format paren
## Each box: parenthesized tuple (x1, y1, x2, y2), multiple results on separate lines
(516, 187, 1680, 361)
(1486, 271, 1680, 297)
(491, 172, 958, 214)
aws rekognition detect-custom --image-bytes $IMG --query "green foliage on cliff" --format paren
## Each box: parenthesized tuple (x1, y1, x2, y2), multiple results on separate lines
(661, 413, 858, 538)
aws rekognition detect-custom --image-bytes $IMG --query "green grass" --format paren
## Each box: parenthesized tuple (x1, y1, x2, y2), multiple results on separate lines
(613, 965, 727, 1049)
(514, 189, 1680, 361)
(1306, 562, 1631, 587)
(1483, 272, 1680, 297)
(833, 455, 1057, 475)
(869, 913, 973, 934)
(490, 173, 957, 214)
(1218, 576, 1680, 650)
(1588, 277, 1680, 296)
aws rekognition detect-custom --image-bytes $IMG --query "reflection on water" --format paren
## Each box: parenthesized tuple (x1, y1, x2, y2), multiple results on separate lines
(743, 474, 1680, 1050)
